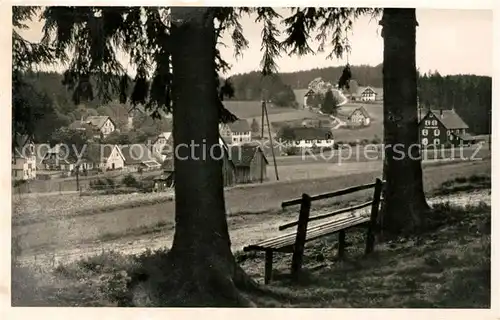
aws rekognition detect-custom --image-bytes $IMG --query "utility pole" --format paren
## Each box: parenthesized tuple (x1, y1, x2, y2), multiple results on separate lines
(263, 100, 279, 181)
(260, 92, 265, 183)
(260, 89, 279, 182)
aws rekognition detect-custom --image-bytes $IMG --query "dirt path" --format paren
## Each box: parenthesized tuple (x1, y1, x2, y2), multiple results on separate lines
(16, 190, 490, 268)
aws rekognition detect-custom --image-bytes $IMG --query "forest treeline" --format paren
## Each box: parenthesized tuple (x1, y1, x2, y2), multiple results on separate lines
(417, 72, 492, 135)
(18, 66, 491, 144)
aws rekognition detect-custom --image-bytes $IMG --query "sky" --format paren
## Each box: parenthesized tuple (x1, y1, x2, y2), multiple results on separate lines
(18, 8, 493, 78)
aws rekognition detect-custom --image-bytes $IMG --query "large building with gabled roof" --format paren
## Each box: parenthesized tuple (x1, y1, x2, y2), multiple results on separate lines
(417, 108, 474, 147)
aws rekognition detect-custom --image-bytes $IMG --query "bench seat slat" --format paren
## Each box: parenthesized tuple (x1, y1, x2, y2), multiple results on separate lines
(247, 215, 354, 250)
(243, 215, 369, 252)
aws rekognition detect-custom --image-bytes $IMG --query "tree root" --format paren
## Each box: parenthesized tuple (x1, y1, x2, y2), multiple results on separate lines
(122, 250, 261, 307)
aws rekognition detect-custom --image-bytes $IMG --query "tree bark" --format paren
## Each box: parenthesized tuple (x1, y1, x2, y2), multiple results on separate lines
(132, 7, 256, 307)
(380, 9, 430, 235)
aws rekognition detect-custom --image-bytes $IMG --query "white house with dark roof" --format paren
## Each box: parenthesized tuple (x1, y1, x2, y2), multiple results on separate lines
(12, 135, 37, 180)
(151, 132, 173, 161)
(334, 105, 371, 128)
(69, 115, 116, 137)
(219, 119, 252, 145)
(282, 127, 334, 149)
(344, 82, 383, 102)
(119, 144, 162, 172)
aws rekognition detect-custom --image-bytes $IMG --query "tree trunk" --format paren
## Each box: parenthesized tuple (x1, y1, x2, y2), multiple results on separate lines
(132, 7, 256, 307)
(380, 9, 430, 235)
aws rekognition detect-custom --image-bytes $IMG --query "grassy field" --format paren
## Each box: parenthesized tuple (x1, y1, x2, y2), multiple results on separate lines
(223, 100, 298, 119)
(12, 159, 490, 257)
(12, 191, 490, 307)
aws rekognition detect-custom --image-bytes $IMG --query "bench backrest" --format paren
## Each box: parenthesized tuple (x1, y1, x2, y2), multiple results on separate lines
(279, 178, 385, 231)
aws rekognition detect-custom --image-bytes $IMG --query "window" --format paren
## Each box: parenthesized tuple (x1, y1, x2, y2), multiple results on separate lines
(316, 140, 323, 144)
(434, 139, 440, 145)
(432, 120, 438, 126)
(447, 130, 451, 135)
(434, 129, 440, 136)
(422, 129, 428, 136)
(422, 138, 428, 146)
(424, 120, 430, 126)
(450, 135, 454, 141)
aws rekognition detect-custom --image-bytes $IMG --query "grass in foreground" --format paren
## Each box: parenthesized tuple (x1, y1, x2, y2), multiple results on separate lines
(12, 199, 490, 307)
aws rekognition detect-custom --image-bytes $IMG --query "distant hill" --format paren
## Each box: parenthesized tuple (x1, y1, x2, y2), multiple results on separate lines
(229, 64, 383, 98)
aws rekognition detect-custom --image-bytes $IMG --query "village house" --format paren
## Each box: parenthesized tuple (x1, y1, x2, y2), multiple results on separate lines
(417, 109, 473, 147)
(69, 115, 117, 138)
(41, 144, 125, 175)
(334, 105, 371, 128)
(219, 119, 252, 145)
(119, 144, 162, 172)
(40, 144, 77, 173)
(151, 132, 173, 161)
(161, 137, 236, 188)
(303, 88, 316, 109)
(86, 116, 116, 136)
(345, 83, 383, 102)
(229, 144, 269, 184)
(283, 127, 334, 149)
(12, 136, 37, 181)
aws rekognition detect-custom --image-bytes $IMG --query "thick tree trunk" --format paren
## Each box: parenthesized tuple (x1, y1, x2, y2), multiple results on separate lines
(132, 7, 256, 307)
(380, 9, 430, 235)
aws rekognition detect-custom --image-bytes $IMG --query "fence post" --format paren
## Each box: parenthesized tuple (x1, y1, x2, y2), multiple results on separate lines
(365, 178, 383, 255)
(291, 193, 311, 281)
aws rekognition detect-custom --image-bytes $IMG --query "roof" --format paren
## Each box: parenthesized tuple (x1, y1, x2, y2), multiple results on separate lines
(454, 133, 476, 141)
(119, 144, 156, 165)
(154, 132, 172, 144)
(359, 86, 377, 95)
(286, 127, 333, 141)
(128, 105, 171, 118)
(86, 116, 113, 129)
(419, 109, 469, 129)
(336, 106, 371, 120)
(68, 121, 101, 133)
(293, 89, 309, 105)
(228, 144, 268, 167)
(142, 160, 161, 168)
(82, 144, 124, 163)
(162, 137, 234, 171)
(227, 119, 251, 133)
(13, 135, 34, 158)
(345, 84, 383, 98)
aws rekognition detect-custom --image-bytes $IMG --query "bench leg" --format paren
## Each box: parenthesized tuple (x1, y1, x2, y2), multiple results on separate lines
(365, 226, 375, 254)
(338, 230, 346, 259)
(264, 250, 273, 284)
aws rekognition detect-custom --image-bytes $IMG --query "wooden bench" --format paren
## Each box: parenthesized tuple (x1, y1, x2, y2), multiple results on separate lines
(243, 178, 385, 284)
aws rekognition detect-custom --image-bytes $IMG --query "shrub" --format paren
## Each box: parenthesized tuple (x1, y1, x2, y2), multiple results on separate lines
(13, 180, 27, 188)
(122, 174, 138, 188)
(285, 146, 300, 156)
(90, 178, 108, 190)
